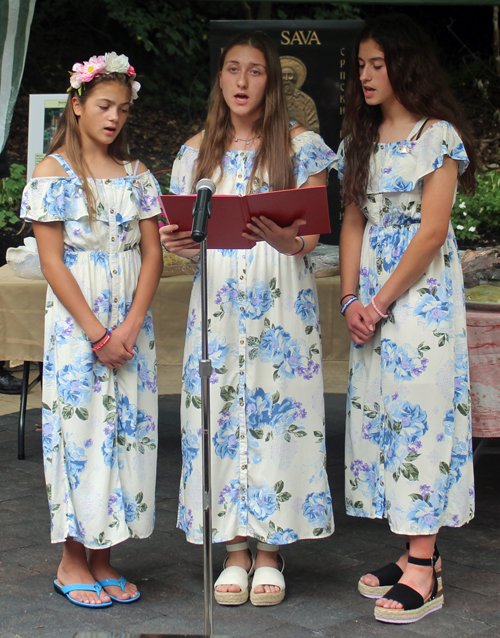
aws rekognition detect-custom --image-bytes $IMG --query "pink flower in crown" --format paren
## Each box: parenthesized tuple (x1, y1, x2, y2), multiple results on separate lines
(70, 55, 106, 89)
(127, 65, 136, 77)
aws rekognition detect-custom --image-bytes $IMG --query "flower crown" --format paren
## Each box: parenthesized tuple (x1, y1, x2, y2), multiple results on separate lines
(68, 52, 140, 102)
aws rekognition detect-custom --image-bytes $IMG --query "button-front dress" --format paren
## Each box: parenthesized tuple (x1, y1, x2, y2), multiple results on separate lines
(21, 154, 161, 548)
(335, 120, 475, 534)
(171, 131, 336, 544)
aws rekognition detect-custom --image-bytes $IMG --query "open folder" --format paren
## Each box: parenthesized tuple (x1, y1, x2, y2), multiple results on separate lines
(158, 185, 331, 249)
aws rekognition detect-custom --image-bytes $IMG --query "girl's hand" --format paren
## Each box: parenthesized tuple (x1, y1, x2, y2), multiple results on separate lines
(159, 223, 199, 254)
(95, 332, 134, 370)
(243, 216, 307, 254)
(344, 300, 379, 345)
(112, 322, 141, 357)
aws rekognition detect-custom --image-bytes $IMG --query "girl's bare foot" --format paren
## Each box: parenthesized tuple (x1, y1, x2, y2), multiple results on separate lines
(57, 539, 111, 605)
(88, 548, 139, 601)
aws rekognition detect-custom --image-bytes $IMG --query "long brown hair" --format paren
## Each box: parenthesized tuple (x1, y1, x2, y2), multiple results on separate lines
(47, 73, 132, 218)
(342, 14, 476, 206)
(194, 31, 295, 193)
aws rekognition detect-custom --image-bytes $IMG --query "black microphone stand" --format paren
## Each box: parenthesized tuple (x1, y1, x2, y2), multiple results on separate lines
(190, 185, 229, 638)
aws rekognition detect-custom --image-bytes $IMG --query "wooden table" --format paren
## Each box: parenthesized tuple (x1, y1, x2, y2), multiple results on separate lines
(0, 264, 350, 458)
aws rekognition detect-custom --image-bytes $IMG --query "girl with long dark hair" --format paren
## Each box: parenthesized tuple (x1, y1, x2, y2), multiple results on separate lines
(160, 31, 335, 607)
(21, 53, 163, 608)
(336, 14, 476, 624)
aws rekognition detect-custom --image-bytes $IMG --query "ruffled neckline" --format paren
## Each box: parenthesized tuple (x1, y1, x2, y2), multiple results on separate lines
(377, 120, 446, 148)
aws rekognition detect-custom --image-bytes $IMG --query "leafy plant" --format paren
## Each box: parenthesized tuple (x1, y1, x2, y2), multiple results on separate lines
(451, 171, 500, 244)
(0, 164, 26, 230)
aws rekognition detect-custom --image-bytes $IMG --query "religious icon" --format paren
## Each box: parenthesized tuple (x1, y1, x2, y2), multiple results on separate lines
(280, 56, 320, 134)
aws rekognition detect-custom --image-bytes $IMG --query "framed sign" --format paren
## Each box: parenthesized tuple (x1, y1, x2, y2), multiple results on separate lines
(27, 94, 68, 179)
(210, 20, 364, 243)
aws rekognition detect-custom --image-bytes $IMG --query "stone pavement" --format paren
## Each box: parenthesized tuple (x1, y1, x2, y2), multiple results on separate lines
(1, 394, 500, 638)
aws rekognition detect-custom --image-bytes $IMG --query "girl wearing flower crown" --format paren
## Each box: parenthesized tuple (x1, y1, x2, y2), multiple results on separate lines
(20, 53, 163, 608)
(335, 15, 476, 624)
(160, 31, 336, 607)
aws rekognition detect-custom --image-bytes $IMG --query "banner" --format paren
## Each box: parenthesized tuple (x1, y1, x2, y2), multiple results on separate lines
(0, 0, 37, 154)
(210, 19, 364, 243)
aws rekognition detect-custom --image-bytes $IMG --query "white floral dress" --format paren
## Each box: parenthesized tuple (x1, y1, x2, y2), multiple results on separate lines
(20, 154, 162, 549)
(171, 130, 336, 545)
(335, 120, 475, 535)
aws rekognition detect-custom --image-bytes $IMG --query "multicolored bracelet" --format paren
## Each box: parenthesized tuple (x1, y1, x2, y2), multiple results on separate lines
(341, 296, 358, 315)
(91, 329, 108, 346)
(286, 235, 305, 256)
(340, 293, 356, 305)
(91, 330, 111, 352)
(371, 296, 388, 319)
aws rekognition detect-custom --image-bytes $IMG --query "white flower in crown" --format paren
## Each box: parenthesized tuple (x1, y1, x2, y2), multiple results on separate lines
(131, 81, 141, 102)
(105, 52, 134, 75)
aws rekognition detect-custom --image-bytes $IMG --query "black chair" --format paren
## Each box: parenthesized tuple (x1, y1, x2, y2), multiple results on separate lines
(18, 361, 42, 460)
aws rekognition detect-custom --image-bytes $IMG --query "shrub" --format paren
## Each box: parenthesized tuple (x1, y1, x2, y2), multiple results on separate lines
(0, 164, 26, 230)
(451, 171, 500, 244)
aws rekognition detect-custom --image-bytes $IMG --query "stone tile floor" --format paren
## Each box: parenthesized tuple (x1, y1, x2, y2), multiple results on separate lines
(1, 394, 499, 638)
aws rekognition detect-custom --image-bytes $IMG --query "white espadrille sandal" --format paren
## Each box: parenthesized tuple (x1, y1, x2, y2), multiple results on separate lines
(214, 541, 255, 606)
(250, 541, 285, 607)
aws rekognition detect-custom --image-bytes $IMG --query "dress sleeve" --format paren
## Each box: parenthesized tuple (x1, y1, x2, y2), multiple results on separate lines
(331, 139, 346, 181)
(20, 177, 85, 223)
(170, 145, 199, 195)
(290, 130, 337, 187)
(136, 170, 163, 220)
(414, 121, 469, 178)
(375, 121, 470, 194)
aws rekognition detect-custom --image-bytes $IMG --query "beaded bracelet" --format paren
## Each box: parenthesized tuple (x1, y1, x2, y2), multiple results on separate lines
(341, 296, 358, 315)
(92, 331, 111, 352)
(91, 329, 108, 346)
(340, 293, 356, 305)
(371, 296, 388, 319)
(286, 235, 305, 256)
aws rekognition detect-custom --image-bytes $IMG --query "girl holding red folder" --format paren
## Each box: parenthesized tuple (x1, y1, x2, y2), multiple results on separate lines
(160, 31, 336, 606)
(336, 14, 476, 624)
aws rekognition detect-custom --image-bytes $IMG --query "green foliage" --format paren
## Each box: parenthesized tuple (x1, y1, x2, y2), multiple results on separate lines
(154, 169, 171, 194)
(276, 2, 361, 21)
(451, 171, 500, 244)
(0, 164, 26, 230)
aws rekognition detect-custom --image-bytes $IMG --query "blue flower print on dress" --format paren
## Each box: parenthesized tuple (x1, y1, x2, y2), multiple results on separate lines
(245, 280, 275, 320)
(57, 364, 92, 408)
(213, 411, 239, 460)
(54, 315, 74, 347)
(214, 278, 241, 317)
(259, 326, 293, 364)
(302, 491, 332, 529)
(390, 400, 429, 444)
(267, 528, 299, 544)
(219, 479, 240, 507)
(381, 339, 429, 382)
(65, 440, 88, 489)
(246, 387, 273, 431)
(248, 484, 278, 521)
(379, 173, 414, 193)
(358, 267, 379, 304)
(90, 251, 109, 269)
(407, 495, 443, 533)
(63, 249, 79, 269)
(294, 289, 317, 326)
(181, 426, 200, 485)
(178, 504, 194, 532)
(67, 513, 86, 541)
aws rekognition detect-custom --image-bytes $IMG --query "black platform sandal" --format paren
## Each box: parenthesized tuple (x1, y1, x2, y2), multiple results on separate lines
(358, 544, 442, 599)
(373, 555, 444, 624)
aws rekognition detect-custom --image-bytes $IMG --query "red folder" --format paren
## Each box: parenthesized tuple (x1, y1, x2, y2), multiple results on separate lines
(158, 185, 331, 249)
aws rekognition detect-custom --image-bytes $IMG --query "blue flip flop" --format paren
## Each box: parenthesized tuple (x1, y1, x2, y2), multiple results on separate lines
(53, 579, 113, 608)
(97, 575, 141, 603)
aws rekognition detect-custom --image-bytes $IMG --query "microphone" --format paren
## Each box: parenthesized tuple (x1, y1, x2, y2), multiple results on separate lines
(191, 178, 216, 243)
